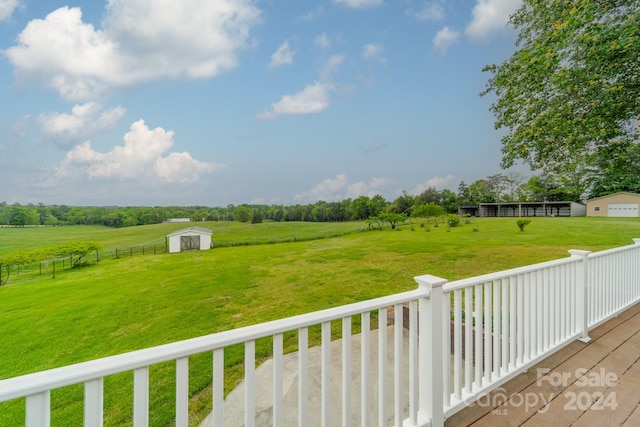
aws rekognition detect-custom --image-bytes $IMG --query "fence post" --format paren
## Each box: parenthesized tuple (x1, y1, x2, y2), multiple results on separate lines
(415, 274, 448, 427)
(569, 249, 591, 343)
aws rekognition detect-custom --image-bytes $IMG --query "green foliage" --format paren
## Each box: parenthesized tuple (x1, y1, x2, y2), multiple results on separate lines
(483, 0, 640, 172)
(366, 216, 384, 231)
(412, 202, 445, 220)
(516, 219, 532, 231)
(589, 142, 640, 198)
(250, 210, 263, 224)
(233, 205, 252, 222)
(447, 215, 461, 228)
(0, 240, 101, 285)
(378, 212, 407, 229)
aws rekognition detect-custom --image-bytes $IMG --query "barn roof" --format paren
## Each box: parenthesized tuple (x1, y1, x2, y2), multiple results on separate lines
(167, 227, 213, 237)
(587, 191, 640, 202)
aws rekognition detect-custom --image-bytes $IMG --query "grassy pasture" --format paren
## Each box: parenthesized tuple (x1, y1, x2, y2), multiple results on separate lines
(0, 220, 367, 257)
(1, 217, 639, 425)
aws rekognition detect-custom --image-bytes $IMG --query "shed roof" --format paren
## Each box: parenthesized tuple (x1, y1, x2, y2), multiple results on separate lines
(587, 191, 640, 202)
(167, 227, 213, 237)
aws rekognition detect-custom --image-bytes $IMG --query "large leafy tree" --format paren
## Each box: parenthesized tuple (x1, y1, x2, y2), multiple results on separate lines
(589, 141, 640, 196)
(483, 0, 640, 170)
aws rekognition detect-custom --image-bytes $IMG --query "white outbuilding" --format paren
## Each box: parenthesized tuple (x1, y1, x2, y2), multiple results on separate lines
(166, 227, 213, 253)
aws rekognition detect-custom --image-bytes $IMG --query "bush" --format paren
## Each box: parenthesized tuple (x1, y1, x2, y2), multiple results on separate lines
(516, 219, 531, 232)
(447, 215, 461, 228)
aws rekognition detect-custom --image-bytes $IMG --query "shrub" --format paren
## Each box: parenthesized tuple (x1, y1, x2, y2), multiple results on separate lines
(447, 215, 461, 228)
(516, 219, 531, 232)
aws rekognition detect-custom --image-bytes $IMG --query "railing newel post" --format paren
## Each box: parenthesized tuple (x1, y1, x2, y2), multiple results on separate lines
(569, 249, 592, 343)
(415, 274, 448, 427)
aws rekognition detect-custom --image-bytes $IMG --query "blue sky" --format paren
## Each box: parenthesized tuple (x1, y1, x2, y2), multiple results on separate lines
(0, 0, 524, 206)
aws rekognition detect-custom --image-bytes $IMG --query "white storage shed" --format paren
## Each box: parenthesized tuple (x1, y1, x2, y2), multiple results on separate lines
(167, 227, 212, 253)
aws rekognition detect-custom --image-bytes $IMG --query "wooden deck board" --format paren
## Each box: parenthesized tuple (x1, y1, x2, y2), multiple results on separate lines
(447, 302, 640, 427)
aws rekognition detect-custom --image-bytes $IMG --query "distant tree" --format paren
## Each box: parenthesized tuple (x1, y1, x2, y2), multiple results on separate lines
(467, 179, 495, 204)
(272, 207, 284, 222)
(416, 187, 441, 205)
(9, 207, 29, 226)
(251, 210, 263, 224)
(457, 181, 473, 206)
(520, 175, 567, 202)
(440, 189, 458, 213)
(379, 212, 407, 230)
(233, 205, 252, 222)
(325, 202, 345, 221)
(369, 194, 388, 216)
(389, 191, 415, 215)
(208, 208, 222, 221)
(36, 203, 50, 225)
(48, 205, 69, 222)
(502, 172, 526, 202)
(411, 202, 445, 229)
(412, 203, 445, 222)
(350, 196, 373, 220)
(65, 207, 87, 225)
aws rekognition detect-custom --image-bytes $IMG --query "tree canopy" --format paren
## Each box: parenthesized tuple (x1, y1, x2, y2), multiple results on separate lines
(482, 0, 640, 170)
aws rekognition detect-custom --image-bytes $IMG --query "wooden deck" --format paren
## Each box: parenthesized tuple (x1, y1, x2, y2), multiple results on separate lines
(447, 302, 640, 427)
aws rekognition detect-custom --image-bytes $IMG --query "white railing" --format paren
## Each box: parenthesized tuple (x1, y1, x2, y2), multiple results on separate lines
(1, 239, 639, 427)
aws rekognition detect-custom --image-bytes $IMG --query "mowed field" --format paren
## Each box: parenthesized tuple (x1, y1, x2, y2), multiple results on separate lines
(1, 217, 639, 425)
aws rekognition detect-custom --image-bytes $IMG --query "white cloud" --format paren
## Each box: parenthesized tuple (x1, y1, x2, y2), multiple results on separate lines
(346, 177, 390, 199)
(333, 0, 383, 8)
(257, 82, 331, 120)
(268, 40, 295, 69)
(38, 102, 126, 147)
(297, 6, 324, 22)
(56, 119, 223, 183)
(314, 33, 330, 49)
(433, 26, 460, 53)
(465, 0, 522, 41)
(406, 2, 445, 22)
(5, 1, 261, 101)
(319, 54, 345, 81)
(298, 174, 349, 202)
(0, 0, 20, 21)
(295, 174, 389, 202)
(410, 175, 455, 195)
(258, 53, 343, 120)
(362, 43, 386, 63)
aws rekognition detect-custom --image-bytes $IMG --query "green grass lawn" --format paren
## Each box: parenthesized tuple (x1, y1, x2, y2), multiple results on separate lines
(1, 217, 639, 425)
(0, 220, 368, 256)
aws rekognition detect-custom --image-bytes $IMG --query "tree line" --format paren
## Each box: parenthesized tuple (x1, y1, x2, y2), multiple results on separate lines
(2, 163, 637, 228)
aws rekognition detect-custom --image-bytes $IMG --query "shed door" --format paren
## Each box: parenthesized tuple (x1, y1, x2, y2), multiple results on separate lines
(180, 235, 200, 251)
(608, 203, 639, 217)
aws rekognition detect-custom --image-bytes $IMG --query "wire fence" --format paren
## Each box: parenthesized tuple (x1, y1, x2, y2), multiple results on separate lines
(1, 243, 168, 285)
(114, 244, 167, 258)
